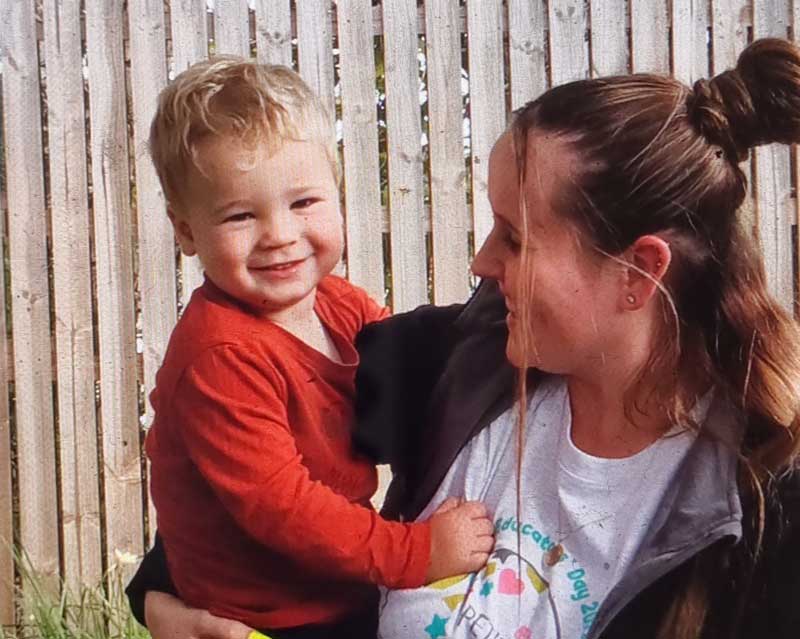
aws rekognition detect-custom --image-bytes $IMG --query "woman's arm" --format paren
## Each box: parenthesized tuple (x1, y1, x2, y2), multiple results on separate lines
(126, 534, 256, 639)
(144, 591, 256, 639)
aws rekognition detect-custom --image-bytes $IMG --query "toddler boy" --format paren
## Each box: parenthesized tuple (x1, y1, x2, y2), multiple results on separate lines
(144, 56, 493, 637)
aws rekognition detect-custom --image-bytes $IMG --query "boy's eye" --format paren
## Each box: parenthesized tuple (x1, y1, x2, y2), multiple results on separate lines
(223, 212, 253, 223)
(291, 197, 320, 210)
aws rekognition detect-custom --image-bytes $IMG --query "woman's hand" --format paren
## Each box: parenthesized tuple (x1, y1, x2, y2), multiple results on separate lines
(144, 591, 258, 639)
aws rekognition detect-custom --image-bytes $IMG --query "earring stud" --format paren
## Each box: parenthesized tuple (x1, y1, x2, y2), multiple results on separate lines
(626, 294, 636, 305)
(656, 260, 663, 269)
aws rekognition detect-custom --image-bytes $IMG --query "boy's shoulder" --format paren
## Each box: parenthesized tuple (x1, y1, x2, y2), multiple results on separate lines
(316, 275, 389, 337)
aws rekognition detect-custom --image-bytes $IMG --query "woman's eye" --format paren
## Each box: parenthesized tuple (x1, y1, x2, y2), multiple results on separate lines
(291, 197, 319, 210)
(505, 232, 522, 251)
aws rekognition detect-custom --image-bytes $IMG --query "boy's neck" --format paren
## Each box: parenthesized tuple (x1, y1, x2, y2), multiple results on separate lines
(267, 290, 344, 365)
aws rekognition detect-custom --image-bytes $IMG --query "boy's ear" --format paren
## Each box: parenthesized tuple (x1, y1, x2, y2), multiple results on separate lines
(167, 206, 197, 257)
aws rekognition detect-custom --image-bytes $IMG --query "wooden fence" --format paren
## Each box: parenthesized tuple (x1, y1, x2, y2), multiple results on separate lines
(1, 0, 798, 627)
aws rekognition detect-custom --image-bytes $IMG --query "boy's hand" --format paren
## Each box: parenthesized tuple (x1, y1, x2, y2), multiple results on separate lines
(425, 497, 494, 583)
(145, 591, 257, 639)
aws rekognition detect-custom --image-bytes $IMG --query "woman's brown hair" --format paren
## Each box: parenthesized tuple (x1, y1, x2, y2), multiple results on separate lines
(510, 38, 800, 638)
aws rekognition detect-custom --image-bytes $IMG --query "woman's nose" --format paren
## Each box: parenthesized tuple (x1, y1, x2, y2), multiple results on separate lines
(471, 240, 501, 281)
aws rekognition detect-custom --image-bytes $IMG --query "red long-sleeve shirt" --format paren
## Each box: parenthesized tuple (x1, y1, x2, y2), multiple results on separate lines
(146, 276, 431, 629)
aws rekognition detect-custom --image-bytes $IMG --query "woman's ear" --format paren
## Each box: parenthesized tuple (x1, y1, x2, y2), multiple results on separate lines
(621, 235, 671, 310)
(168, 206, 197, 257)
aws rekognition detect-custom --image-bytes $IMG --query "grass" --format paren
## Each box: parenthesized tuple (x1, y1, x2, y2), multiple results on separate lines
(1, 549, 149, 639)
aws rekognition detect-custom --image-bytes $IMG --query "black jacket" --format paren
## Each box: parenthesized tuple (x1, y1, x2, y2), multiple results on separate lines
(128, 281, 800, 638)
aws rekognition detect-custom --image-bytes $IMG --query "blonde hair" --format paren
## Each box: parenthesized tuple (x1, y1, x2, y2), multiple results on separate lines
(149, 56, 338, 206)
(510, 38, 800, 638)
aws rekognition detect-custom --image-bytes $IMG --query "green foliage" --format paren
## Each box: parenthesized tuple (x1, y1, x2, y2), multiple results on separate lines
(1, 549, 149, 639)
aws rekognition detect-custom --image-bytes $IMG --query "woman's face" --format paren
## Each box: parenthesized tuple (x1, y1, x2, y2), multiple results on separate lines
(472, 131, 624, 374)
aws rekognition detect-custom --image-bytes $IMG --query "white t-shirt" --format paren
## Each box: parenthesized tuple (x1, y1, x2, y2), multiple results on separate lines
(378, 376, 706, 639)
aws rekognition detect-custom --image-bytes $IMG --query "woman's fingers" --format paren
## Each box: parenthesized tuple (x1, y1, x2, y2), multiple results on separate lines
(197, 611, 255, 639)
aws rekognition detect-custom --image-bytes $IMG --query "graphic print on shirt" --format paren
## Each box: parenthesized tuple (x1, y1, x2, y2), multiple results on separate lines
(395, 512, 599, 639)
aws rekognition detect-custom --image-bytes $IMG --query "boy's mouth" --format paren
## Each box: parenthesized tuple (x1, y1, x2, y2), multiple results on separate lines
(250, 258, 307, 276)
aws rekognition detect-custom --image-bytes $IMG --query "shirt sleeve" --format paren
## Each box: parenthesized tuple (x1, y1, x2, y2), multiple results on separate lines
(172, 344, 430, 589)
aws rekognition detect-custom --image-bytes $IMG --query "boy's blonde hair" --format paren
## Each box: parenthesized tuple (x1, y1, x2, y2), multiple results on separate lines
(150, 56, 338, 207)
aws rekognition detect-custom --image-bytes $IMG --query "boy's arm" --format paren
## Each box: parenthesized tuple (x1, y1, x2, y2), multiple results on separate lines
(171, 345, 431, 589)
(125, 534, 177, 626)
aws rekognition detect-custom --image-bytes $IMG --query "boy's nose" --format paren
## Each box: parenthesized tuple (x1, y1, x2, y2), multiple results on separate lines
(257, 210, 300, 247)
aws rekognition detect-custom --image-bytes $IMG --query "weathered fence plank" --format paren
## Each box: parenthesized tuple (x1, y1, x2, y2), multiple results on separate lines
(382, 0, 428, 311)
(128, 0, 175, 545)
(508, 0, 548, 108)
(0, 107, 13, 629)
(169, 0, 208, 306)
(85, 0, 144, 569)
(712, 0, 755, 235)
(336, 1, 385, 304)
(753, 0, 793, 310)
(42, 0, 103, 591)
(254, 0, 293, 66)
(672, 0, 711, 83)
(2, 0, 60, 598)
(631, 0, 671, 73)
(296, 0, 335, 123)
(213, 0, 251, 57)
(548, 0, 589, 85)
(466, 0, 506, 254)
(589, 0, 628, 76)
(425, 0, 471, 304)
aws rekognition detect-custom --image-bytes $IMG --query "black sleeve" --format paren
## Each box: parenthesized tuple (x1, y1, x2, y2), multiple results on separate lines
(352, 279, 507, 470)
(125, 533, 178, 627)
(352, 300, 464, 467)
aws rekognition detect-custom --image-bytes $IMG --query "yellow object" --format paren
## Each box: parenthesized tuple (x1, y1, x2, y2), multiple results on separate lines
(443, 594, 466, 611)
(248, 632, 273, 639)
(429, 573, 470, 590)
(527, 564, 548, 593)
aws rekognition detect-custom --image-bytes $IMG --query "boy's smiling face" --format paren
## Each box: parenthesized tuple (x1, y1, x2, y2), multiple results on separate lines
(170, 135, 343, 322)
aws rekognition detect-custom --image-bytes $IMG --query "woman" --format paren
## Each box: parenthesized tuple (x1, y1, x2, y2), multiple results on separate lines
(130, 38, 800, 638)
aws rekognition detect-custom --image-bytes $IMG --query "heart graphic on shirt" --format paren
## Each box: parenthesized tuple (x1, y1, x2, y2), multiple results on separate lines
(498, 568, 525, 595)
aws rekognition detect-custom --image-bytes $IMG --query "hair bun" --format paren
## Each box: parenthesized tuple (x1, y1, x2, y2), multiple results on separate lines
(687, 38, 800, 161)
